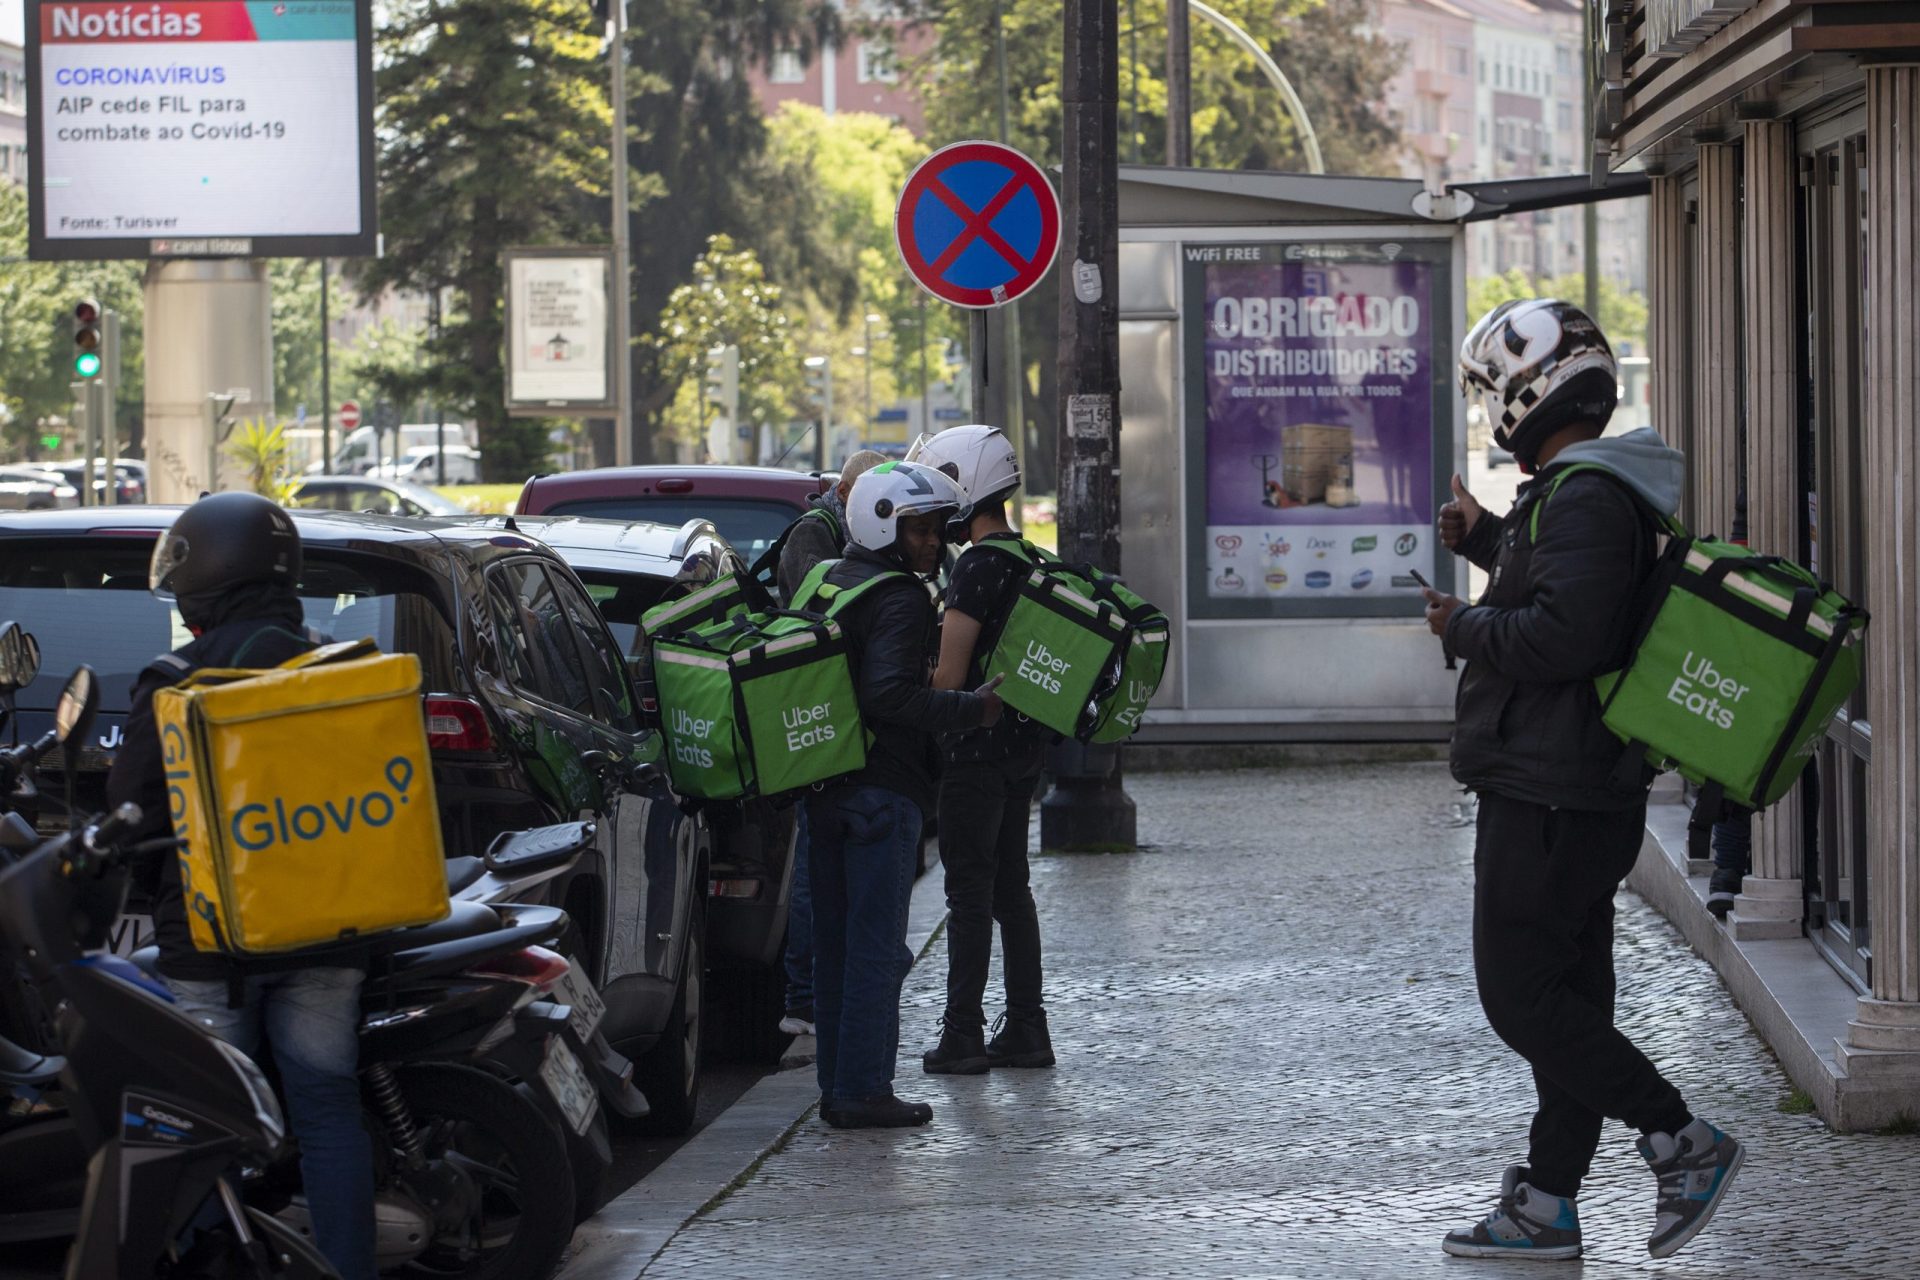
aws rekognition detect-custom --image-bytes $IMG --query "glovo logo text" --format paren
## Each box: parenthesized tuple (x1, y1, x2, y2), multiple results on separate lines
(671, 708, 716, 769)
(783, 702, 837, 752)
(1018, 640, 1072, 695)
(229, 758, 418, 852)
(1666, 651, 1750, 730)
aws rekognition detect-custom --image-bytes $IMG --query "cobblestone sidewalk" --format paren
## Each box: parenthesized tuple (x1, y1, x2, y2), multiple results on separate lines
(645, 764, 1920, 1278)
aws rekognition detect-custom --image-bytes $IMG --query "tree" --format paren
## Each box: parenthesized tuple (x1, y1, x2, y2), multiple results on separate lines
(1468, 268, 1650, 354)
(648, 235, 804, 461)
(268, 259, 351, 422)
(224, 418, 300, 502)
(351, 0, 610, 481)
(0, 182, 145, 460)
(625, 2, 848, 461)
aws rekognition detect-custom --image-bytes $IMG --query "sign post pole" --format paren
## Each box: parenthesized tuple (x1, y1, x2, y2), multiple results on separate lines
(1043, 0, 1136, 852)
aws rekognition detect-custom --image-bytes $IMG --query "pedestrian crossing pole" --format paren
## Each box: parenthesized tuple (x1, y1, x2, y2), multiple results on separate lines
(1044, 0, 1137, 851)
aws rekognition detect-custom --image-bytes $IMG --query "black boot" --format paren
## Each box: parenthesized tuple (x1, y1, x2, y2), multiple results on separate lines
(986, 1009, 1055, 1069)
(1706, 864, 1743, 919)
(923, 1018, 990, 1075)
(822, 1092, 934, 1129)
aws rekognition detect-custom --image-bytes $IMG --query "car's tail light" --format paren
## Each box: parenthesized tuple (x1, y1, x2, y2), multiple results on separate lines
(710, 878, 762, 899)
(470, 945, 571, 994)
(656, 478, 694, 493)
(425, 696, 492, 751)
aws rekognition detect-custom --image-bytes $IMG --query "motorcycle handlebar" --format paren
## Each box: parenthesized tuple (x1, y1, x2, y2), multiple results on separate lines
(83, 803, 143, 855)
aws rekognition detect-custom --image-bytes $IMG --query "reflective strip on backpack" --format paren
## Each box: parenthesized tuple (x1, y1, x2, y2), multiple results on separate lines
(1684, 549, 1836, 638)
(754, 632, 823, 659)
(653, 577, 737, 630)
(656, 650, 730, 672)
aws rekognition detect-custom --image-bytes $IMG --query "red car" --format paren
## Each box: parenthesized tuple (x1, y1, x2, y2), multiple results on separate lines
(515, 465, 830, 567)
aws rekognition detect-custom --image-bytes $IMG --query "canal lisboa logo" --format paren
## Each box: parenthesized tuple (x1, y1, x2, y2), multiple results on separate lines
(228, 757, 419, 852)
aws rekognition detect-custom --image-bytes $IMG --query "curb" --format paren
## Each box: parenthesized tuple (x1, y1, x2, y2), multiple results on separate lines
(556, 862, 950, 1280)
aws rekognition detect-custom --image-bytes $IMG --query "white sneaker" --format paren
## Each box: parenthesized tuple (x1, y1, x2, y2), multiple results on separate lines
(778, 1006, 815, 1036)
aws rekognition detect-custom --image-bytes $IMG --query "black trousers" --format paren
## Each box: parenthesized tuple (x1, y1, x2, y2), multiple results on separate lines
(1473, 791, 1692, 1198)
(937, 756, 1044, 1029)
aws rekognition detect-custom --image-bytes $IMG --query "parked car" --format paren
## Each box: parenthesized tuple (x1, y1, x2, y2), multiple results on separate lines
(392, 444, 483, 486)
(290, 474, 468, 517)
(481, 513, 800, 1061)
(0, 506, 712, 1132)
(0, 467, 80, 510)
(29, 459, 143, 504)
(1486, 441, 1515, 469)
(514, 465, 831, 567)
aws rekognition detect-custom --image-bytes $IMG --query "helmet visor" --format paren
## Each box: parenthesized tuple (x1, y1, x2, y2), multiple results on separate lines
(149, 529, 190, 599)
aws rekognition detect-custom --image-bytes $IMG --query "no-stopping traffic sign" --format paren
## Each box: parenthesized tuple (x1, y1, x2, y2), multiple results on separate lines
(894, 141, 1061, 309)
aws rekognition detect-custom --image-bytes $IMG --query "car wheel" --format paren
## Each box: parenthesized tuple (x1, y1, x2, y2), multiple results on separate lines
(636, 891, 705, 1135)
(709, 958, 794, 1066)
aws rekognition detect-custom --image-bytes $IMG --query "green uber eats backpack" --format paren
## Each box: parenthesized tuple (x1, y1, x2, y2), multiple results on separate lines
(970, 538, 1171, 743)
(1532, 464, 1868, 845)
(641, 562, 895, 802)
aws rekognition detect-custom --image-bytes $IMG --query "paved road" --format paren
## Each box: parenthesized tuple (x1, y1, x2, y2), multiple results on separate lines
(638, 764, 1920, 1278)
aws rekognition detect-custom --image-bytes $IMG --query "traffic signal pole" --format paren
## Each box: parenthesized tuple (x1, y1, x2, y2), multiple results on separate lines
(1043, 0, 1136, 851)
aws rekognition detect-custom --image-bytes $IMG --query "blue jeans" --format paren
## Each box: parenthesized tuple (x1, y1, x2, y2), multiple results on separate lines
(783, 803, 813, 1009)
(1711, 811, 1753, 876)
(808, 787, 922, 1105)
(169, 968, 376, 1280)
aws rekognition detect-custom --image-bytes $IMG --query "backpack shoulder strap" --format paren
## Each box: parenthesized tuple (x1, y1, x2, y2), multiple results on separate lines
(749, 505, 842, 589)
(789, 558, 840, 613)
(815, 567, 913, 619)
(1528, 462, 1688, 544)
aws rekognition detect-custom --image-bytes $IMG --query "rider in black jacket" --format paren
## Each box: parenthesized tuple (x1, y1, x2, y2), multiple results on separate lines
(105, 494, 376, 1280)
(807, 461, 999, 1130)
(1427, 302, 1743, 1266)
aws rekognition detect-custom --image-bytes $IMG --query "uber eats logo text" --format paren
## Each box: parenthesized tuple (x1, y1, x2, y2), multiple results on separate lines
(782, 702, 836, 752)
(1667, 651, 1750, 730)
(672, 709, 717, 769)
(231, 758, 417, 852)
(1018, 640, 1072, 694)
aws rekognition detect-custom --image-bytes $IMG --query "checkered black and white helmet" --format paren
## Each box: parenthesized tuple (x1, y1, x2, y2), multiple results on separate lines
(1458, 299, 1618, 463)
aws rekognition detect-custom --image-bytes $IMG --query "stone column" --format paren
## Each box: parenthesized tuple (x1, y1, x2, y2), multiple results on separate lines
(1732, 119, 1805, 939)
(1691, 142, 1741, 538)
(1842, 64, 1920, 1085)
(1647, 173, 1692, 489)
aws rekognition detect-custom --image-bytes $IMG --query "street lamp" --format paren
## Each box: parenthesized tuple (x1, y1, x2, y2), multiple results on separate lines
(861, 311, 886, 439)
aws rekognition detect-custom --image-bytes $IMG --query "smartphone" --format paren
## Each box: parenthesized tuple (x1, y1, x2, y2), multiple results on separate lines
(1407, 568, 1433, 590)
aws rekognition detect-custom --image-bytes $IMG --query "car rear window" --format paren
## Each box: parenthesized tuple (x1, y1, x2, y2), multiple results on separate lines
(542, 497, 803, 565)
(579, 573, 673, 657)
(0, 537, 459, 711)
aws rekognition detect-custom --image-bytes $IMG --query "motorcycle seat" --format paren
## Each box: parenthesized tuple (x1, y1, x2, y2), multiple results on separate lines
(362, 899, 500, 958)
(0, 1033, 63, 1088)
(443, 856, 486, 895)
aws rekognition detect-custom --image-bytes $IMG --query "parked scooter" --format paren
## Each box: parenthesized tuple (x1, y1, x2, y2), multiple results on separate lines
(0, 666, 335, 1278)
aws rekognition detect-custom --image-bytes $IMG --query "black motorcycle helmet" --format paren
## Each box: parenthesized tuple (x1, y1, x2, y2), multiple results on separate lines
(150, 492, 302, 601)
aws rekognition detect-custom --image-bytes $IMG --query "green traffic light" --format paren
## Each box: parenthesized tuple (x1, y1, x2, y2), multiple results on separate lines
(75, 352, 102, 378)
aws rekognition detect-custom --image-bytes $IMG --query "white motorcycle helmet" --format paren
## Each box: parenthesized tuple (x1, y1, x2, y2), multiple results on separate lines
(1458, 298, 1618, 467)
(906, 424, 1020, 518)
(845, 460, 968, 569)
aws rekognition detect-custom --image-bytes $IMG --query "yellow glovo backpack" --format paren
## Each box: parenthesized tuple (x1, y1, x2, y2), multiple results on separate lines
(152, 639, 450, 957)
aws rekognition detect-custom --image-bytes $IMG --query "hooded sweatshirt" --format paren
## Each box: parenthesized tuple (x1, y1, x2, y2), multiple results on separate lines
(1443, 427, 1687, 810)
(776, 488, 848, 604)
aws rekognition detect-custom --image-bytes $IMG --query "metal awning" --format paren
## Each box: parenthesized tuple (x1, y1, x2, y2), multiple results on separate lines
(1118, 165, 1651, 227)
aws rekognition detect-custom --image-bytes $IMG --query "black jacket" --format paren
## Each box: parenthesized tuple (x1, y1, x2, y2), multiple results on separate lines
(105, 605, 334, 981)
(1445, 467, 1658, 810)
(820, 548, 985, 816)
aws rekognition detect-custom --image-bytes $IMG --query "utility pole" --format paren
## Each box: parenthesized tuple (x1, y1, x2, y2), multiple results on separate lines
(1045, 0, 1135, 851)
(1581, 1, 1601, 323)
(320, 258, 333, 473)
(1166, 0, 1192, 166)
(610, 0, 636, 466)
(995, 0, 1026, 526)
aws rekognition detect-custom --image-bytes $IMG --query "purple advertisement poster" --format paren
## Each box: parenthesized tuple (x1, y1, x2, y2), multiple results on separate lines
(1184, 240, 1451, 616)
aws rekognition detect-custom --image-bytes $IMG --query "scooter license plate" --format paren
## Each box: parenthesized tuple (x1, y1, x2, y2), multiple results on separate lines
(539, 1036, 599, 1136)
(104, 913, 155, 958)
(555, 964, 607, 1042)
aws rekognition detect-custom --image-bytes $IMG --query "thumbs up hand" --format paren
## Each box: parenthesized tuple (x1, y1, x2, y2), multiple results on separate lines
(1439, 473, 1484, 551)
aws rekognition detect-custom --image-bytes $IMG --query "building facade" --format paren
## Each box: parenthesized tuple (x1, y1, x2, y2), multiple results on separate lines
(0, 38, 27, 185)
(1594, 0, 1920, 1127)
(747, 1, 926, 132)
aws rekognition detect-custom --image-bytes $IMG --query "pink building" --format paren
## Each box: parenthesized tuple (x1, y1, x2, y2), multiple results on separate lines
(748, 7, 928, 134)
(1372, 0, 1479, 188)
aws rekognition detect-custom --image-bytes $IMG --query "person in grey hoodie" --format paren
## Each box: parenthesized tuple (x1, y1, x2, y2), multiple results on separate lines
(1427, 301, 1743, 1264)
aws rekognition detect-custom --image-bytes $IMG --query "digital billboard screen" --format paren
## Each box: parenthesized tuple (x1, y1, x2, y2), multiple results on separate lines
(26, 1, 376, 259)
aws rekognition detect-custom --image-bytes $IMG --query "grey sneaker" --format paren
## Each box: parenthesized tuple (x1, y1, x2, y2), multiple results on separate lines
(1442, 1166, 1582, 1261)
(1637, 1118, 1744, 1258)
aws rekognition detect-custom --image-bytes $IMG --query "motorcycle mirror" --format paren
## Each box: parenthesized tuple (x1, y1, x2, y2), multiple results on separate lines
(0, 621, 37, 693)
(55, 667, 100, 752)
